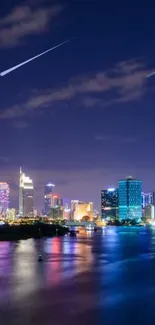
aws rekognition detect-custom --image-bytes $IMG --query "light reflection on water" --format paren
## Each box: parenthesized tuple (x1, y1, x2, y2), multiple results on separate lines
(0, 232, 94, 302)
(44, 235, 93, 285)
(1, 227, 155, 325)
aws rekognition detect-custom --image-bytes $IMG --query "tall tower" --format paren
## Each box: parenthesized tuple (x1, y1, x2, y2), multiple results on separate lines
(44, 183, 55, 215)
(19, 168, 34, 216)
(142, 192, 154, 208)
(101, 188, 118, 220)
(19, 167, 23, 216)
(119, 176, 142, 220)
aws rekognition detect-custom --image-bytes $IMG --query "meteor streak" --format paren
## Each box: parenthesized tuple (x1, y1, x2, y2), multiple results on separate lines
(146, 71, 155, 78)
(0, 39, 72, 77)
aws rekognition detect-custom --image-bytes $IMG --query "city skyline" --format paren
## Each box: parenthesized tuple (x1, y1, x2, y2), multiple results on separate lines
(0, 168, 154, 211)
(1, 170, 155, 221)
(0, 2, 155, 211)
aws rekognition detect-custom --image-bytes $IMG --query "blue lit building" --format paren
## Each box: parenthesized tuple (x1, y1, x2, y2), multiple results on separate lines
(44, 183, 55, 215)
(119, 176, 142, 220)
(101, 188, 118, 220)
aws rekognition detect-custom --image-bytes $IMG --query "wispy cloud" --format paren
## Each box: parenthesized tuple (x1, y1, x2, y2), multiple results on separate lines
(0, 4, 63, 47)
(0, 59, 150, 119)
(82, 97, 103, 108)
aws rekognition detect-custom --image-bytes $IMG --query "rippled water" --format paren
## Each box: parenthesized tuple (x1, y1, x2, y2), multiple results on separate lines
(1, 227, 155, 324)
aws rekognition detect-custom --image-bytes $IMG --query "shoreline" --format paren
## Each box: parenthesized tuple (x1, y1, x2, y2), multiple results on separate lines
(0, 223, 69, 241)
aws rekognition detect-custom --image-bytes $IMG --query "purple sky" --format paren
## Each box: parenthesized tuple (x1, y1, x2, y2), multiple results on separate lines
(0, 0, 155, 210)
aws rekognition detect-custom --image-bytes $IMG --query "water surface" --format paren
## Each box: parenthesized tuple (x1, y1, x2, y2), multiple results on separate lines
(0, 227, 155, 325)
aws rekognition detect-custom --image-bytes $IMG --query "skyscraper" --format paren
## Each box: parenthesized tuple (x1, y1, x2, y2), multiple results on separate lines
(44, 183, 55, 215)
(119, 176, 142, 220)
(51, 195, 63, 208)
(19, 168, 34, 216)
(0, 182, 9, 213)
(71, 200, 79, 212)
(142, 192, 155, 208)
(101, 188, 118, 220)
(71, 200, 79, 220)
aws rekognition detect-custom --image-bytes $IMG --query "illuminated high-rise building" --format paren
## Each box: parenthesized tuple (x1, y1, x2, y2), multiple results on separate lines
(0, 182, 9, 213)
(119, 176, 142, 220)
(63, 198, 70, 210)
(71, 200, 79, 212)
(71, 200, 79, 220)
(44, 183, 55, 215)
(142, 192, 155, 208)
(51, 195, 63, 208)
(63, 208, 71, 220)
(48, 194, 63, 220)
(19, 168, 34, 216)
(101, 188, 118, 220)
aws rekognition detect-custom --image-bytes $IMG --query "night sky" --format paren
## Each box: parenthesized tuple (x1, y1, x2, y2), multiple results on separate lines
(0, 0, 155, 211)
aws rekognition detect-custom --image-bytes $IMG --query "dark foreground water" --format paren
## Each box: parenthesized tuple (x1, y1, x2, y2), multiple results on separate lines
(1, 226, 155, 325)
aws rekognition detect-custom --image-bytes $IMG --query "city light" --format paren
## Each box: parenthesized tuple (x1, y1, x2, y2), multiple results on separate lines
(19, 168, 34, 216)
(0, 168, 154, 227)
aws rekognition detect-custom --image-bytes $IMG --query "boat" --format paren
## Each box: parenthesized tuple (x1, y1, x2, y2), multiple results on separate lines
(38, 254, 43, 262)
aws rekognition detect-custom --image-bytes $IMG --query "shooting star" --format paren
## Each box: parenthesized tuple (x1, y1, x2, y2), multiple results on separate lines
(0, 38, 72, 77)
(146, 71, 155, 78)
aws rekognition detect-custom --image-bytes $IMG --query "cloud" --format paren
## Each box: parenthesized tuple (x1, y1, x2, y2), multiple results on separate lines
(95, 134, 137, 143)
(82, 97, 103, 108)
(0, 59, 150, 119)
(0, 105, 27, 119)
(0, 4, 63, 47)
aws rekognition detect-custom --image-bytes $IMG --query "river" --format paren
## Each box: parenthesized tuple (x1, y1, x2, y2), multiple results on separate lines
(0, 226, 155, 324)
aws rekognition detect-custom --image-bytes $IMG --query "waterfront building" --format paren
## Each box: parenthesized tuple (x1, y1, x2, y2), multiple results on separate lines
(119, 176, 142, 220)
(44, 183, 55, 215)
(19, 168, 34, 216)
(0, 182, 9, 214)
(101, 188, 118, 220)
(74, 201, 93, 221)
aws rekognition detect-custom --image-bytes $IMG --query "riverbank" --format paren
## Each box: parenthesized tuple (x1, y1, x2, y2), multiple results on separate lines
(0, 223, 69, 241)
